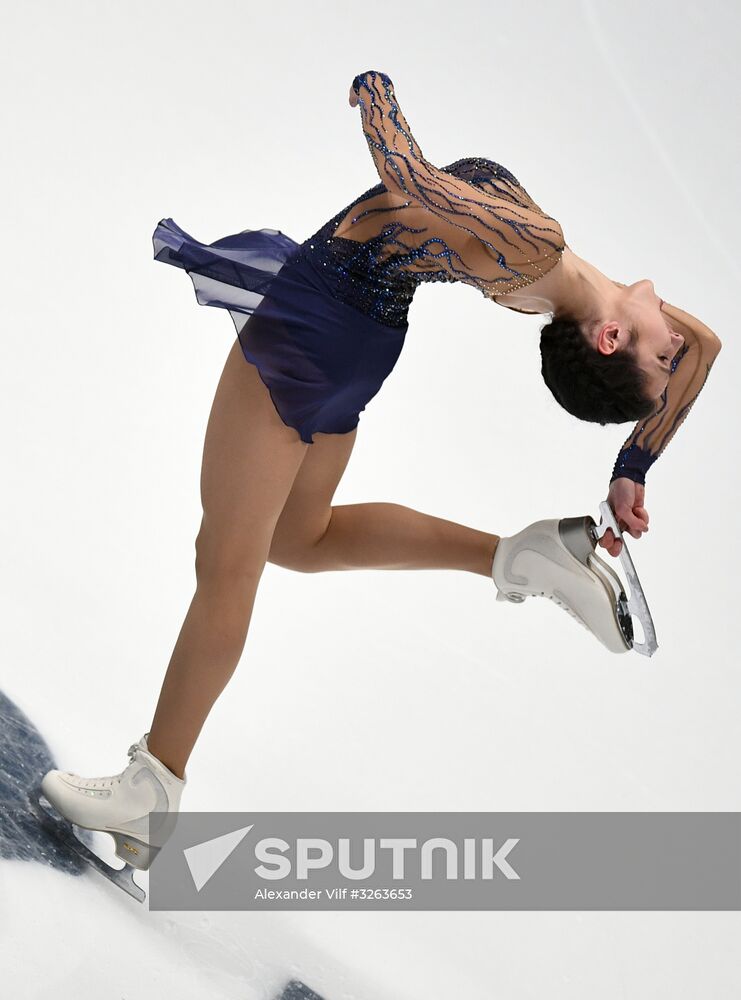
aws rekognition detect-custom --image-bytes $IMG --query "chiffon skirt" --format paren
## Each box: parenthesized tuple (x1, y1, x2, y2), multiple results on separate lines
(152, 218, 408, 443)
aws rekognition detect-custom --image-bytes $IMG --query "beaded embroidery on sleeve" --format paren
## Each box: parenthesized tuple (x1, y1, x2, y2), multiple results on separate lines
(610, 304, 722, 485)
(350, 70, 566, 299)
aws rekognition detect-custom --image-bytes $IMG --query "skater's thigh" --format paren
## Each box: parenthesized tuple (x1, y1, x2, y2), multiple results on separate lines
(197, 337, 308, 566)
(270, 426, 358, 558)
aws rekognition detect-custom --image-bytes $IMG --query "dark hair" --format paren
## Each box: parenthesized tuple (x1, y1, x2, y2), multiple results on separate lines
(539, 313, 656, 425)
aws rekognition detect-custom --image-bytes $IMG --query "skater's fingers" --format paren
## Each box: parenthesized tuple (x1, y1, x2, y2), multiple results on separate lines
(616, 505, 648, 535)
(597, 530, 622, 557)
(634, 505, 650, 529)
(620, 519, 642, 539)
(605, 540, 623, 556)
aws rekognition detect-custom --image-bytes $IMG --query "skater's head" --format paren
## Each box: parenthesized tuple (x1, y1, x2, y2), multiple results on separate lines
(539, 279, 685, 425)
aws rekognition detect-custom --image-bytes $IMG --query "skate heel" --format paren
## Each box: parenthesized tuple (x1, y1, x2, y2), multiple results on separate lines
(112, 832, 160, 871)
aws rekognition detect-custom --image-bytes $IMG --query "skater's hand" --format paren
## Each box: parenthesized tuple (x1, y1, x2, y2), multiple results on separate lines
(349, 86, 359, 108)
(600, 479, 650, 556)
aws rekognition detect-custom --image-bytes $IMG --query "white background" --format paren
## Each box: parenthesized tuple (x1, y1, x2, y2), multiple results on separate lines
(2, 1, 740, 997)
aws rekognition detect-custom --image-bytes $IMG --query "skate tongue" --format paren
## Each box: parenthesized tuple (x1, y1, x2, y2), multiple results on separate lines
(127, 734, 150, 762)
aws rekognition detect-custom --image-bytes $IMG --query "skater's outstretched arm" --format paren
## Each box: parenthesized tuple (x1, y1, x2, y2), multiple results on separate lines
(609, 300, 722, 486)
(603, 302, 721, 555)
(348, 70, 565, 293)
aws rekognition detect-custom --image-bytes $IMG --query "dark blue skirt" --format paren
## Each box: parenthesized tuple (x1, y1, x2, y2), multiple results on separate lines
(152, 218, 408, 443)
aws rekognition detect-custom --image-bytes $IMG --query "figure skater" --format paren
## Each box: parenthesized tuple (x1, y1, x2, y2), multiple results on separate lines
(38, 71, 721, 876)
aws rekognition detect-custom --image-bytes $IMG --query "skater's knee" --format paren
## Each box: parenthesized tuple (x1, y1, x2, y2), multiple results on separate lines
(266, 545, 324, 573)
(267, 520, 330, 573)
(194, 522, 271, 585)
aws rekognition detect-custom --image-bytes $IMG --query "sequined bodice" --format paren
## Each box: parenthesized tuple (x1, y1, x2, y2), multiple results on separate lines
(292, 184, 419, 328)
(293, 70, 565, 329)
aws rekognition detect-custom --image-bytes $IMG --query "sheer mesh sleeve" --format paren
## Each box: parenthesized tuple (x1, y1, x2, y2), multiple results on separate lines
(350, 70, 566, 297)
(610, 301, 722, 485)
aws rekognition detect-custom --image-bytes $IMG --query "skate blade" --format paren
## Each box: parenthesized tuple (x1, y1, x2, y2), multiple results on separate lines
(591, 501, 658, 657)
(27, 786, 146, 904)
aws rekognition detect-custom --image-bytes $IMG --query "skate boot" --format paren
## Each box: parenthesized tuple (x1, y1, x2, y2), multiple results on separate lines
(37, 732, 185, 873)
(492, 514, 635, 654)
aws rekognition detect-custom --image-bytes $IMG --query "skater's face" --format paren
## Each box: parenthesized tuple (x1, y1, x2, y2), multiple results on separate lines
(595, 279, 685, 399)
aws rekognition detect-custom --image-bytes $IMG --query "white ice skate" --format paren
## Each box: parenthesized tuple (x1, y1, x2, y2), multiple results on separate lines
(28, 732, 185, 902)
(492, 501, 658, 656)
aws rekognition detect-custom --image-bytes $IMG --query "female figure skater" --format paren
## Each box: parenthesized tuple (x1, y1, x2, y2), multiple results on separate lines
(39, 71, 721, 874)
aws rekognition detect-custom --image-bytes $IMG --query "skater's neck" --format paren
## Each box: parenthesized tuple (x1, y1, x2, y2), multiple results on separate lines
(546, 248, 623, 323)
(496, 247, 623, 321)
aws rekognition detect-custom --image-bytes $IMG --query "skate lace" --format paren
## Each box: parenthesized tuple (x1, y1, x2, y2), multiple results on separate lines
(67, 742, 143, 790)
(543, 592, 588, 631)
(500, 585, 589, 631)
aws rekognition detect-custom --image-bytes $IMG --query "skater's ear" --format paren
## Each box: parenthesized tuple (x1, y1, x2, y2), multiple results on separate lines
(593, 319, 635, 358)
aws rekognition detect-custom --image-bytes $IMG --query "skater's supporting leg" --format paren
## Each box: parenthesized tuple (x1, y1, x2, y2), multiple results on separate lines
(147, 340, 308, 779)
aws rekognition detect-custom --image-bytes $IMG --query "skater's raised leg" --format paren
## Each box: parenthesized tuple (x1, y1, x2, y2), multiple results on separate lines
(270, 491, 500, 577)
(267, 422, 500, 577)
(266, 435, 634, 654)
